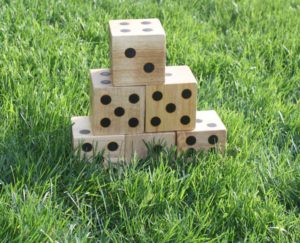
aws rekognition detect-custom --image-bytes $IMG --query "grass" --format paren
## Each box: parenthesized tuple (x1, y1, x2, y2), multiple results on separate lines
(0, 0, 299, 241)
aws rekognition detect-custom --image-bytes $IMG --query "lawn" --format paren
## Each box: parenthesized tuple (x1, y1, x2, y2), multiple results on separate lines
(0, 0, 299, 241)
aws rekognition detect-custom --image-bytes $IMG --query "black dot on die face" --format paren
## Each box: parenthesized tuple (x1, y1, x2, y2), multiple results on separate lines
(114, 107, 125, 117)
(100, 71, 111, 76)
(107, 142, 119, 151)
(151, 117, 161, 126)
(101, 80, 111, 85)
(125, 48, 136, 58)
(144, 63, 155, 73)
(129, 93, 140, 104)
(166, 103, 176, 113)
(100, 95, 111, 105)
(141, 20, 151, 25)
(186, 136, 196, 145)
(128, 118, 139, 127)
(100, 118, 111, 127)
(187, 148, 196, 156)
(120, 29, 130, 33)
(82, 143, 93, 152)
(182, 89, 192, 99)
(208, 135, 219, 145)
(142, 28, 153, 32)
(152, 91, 163, 101)
(180, 116, 191, 125)
(207, 123, 217, 127)
(153, 145, 163, 153)
(79, 129, 90, 135)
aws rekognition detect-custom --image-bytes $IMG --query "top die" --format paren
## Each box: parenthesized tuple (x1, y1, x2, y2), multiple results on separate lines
(109, 18, 166, 86)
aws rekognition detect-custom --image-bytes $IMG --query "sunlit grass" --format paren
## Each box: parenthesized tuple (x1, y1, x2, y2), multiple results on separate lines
(0, 0, 299, 241)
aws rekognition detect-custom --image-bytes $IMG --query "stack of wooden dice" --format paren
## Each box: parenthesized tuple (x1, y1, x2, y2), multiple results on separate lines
(71, 18, 227, 164)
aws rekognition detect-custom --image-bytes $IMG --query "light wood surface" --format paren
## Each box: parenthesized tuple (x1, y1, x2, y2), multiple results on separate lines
(177, 110, 227, 152)
(90, 68, 145, 135)
(109, 18, 166, 86)
(71, 116, 125, 163)
(145, 66, 197, 132)
(125, 132, 175, 161)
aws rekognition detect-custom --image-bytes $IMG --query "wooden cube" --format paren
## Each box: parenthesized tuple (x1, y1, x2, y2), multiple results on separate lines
(71, 116, 125, 162)
(125, 132, 175, 161)
(177, 110, 227, 153)
(145, 66, 197, 132)
(90, 68, 145, 135)
(109, 18, 166, 86)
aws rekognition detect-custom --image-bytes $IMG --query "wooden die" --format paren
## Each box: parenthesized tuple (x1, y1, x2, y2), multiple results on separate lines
(89, 68, 145, 135)
(177, 110, 227, 153)
(145, 66, 197, 132)
(71, 116, 125, 162)
(109, 18, 166, 86)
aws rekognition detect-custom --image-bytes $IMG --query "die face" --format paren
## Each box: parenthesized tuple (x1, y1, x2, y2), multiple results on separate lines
(177, 110, 227, 152)
(109, 19, 166, 86)
(145, 66, 197, 132)
(90, 69, 145, 135)
(90, 68, 113, 88)
(125, 132, 175, 161)
(109, 19, 165, 37)
(111, 47, 165, 86)
(195, 110, 227, 132)
(71, 116, 125, 161)
(164, 66, 199, 84)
